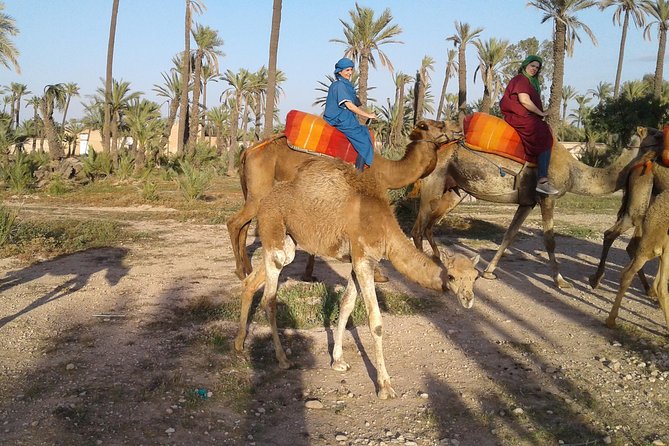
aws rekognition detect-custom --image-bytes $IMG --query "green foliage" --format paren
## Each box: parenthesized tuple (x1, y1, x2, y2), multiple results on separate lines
(588, 94, 669, 145)
(192, 141, 221, 168)
(0, 205, 18, 246)
(1, 152, 36, 193)
(28, 150, 50, 168)
(46, 174, 71, 195)
(116, 151, 134, 180)
(82, 148, 113, 180)
(175, 159, 211, 201)
(141, 180, 159, 201)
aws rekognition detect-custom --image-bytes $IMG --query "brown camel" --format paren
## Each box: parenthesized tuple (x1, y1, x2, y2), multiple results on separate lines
(227, 119, 462, 281)
(605, 188, 669, 332)
(590, 141, 669, 292)
(410, 126, 663, 288)
(234, 158, 480, 399)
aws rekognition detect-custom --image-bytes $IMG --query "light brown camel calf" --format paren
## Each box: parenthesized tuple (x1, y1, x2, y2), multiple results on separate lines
(590, 140, 669, 293)
(411, 126, 662, 288)
(234, 158, 479, 399)
(606, 189, 669, 332)
(227, 119, 462, 281)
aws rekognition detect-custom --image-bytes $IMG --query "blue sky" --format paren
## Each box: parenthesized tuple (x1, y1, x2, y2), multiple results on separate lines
(2, 0, 666, 124)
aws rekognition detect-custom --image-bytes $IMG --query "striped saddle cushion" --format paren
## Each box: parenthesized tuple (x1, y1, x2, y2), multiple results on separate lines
(661, 125, 669, 167)
(284, 110, 373, 165)
(463, 112, 537, 166)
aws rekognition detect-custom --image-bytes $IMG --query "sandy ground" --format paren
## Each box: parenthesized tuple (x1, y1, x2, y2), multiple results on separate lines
(0, 202, 668, 446)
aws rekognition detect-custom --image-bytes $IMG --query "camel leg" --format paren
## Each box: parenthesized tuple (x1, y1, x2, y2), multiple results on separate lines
(625, 234, 653, 297)
(653, 242, 669, 332)
(234, 265, 266, 352)
(300, 254, 317, 282)
(425, 191, 466, 258)
(589, 215, 634, 289)
(606, 255, 649, 328)
(331, 275, 358, 372)
(260, 238, 297, 369)
(227, 202, 259, 280)
(537, 196, 571, 288)
(483, 204, 534, 280)
(353, 259, 397, 400)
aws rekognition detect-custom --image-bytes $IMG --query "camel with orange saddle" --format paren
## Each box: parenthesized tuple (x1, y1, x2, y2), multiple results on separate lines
(410, 112, 663, 288)
(227, 111, 462, 281)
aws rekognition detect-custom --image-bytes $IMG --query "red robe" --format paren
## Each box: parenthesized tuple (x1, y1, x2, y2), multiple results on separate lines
(500, 74, 552, 156)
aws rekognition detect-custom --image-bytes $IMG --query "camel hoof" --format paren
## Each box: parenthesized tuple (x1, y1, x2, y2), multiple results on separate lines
(278, 360, 293, 370)
(555, 275, 571, 288)
(588, 274, 601, 290)
(377, 385, 397, 400)
(482, 271, 497, 280)
(300, 274, 319, 283)
(605, 318, 617, 329)
(234, 337, 245, 352)
(331, 359, 351, 372)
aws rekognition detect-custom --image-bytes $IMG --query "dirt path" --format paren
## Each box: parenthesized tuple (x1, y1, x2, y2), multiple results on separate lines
(0, 204, 668, 446)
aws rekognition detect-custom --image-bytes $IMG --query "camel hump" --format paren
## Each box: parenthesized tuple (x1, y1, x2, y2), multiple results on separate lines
(463, 112, 537, 166)
(284, 110, 373, 166)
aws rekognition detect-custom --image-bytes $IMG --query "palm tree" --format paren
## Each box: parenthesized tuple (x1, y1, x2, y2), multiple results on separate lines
(528, 0, 598, 127)
(9, 82, 29, 129)
(60, 82, 80, 127)
(188, 23, 223, 156)
(177, 0, 205, 156)
(330, 3, 402, 108)
(0, 2, 19, 73)
(153, 70, 182, 153)
(222, 68, 252, 176)
(447, 21, 484, 113)
(263, 0, 282, 138)
(473, 38, 510, 113)
(391, 72, 412, 146)
(642, 0, 669, 98)
(103, 0, 119, 154)
(200, 63, 221, 139)
(571, 94, 592, 128)
(207, 105, 228, 155)
(560, 85, 577, 138)
(39, 84, 66, 160)
(436, 49, 457, 121)
(64, 120, 85, 157)
(621, 79, 649, 99)
(600, 0, 647, 97)
(25, 95, 40, 151)
(124, 98, 162, 172)
(413, 56, 434, 124)
(95, 79, 141, 160)
(587, 81, 613, 103)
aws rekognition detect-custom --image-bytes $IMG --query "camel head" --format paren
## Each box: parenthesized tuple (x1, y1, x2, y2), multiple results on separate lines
(439, 249, 480, 309)
(410, 119, 462, 146)
(628, 126, 664, 154)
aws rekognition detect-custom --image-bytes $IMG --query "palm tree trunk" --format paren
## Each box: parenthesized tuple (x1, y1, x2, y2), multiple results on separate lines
(160, 99, 179, 154)
(61, 96, 71, 128)
(263, 0, 282, 139)
(546, 20, 566, 128)
(457, 46, 467, 112)
(226, 101, 240, 176)
(103, 0, 119, 154)
(653, 28, 666, 99)
(39, 99, 64, 160)
(436, 72, 450, 121)
(201, 80, 208, 140)
(177, 0, 192, 156)
(358, 49, 371, 110)
(188, 49, 203, 157)
(613, 11, 630, 98)
(414, 71, 425, 125)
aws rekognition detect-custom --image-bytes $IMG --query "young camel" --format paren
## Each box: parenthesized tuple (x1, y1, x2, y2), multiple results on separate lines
(227, 119, 462, 281)
(411, 126, 662, 288)
(234, 158, 480, 399)
(590, 140, 669, 292)
(605, 189, 669, 332)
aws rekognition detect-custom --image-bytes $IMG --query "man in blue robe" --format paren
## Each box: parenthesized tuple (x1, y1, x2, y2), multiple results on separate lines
(323, 57, 376, 171)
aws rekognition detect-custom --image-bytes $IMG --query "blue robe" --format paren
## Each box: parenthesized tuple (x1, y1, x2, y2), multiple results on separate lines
(323, 76, 374, 167)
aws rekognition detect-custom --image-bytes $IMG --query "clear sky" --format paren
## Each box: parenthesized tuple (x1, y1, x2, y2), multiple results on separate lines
(2, 0, 666, 124)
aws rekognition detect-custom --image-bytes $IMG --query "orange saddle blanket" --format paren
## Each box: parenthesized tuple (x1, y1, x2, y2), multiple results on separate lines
(662, 125, 669, 167)
(463, 112, 537, 166)
(284, 110, 373, 165)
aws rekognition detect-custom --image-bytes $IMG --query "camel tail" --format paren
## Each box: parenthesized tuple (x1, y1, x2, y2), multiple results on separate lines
(239, 146, 249, 200)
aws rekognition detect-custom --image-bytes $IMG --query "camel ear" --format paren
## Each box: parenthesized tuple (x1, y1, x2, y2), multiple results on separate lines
(636, 126, 648, 139)
(471, 254, 480, 267)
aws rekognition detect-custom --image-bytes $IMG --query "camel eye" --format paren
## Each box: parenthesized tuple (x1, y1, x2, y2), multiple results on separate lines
(448, 274, 455, 282)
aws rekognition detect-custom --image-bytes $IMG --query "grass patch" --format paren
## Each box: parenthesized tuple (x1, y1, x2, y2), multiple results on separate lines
(556, 192, 622, 213)
(556, 224, 600, 240)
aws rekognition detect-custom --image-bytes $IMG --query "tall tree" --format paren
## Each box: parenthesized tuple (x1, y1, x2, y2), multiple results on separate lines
(0, 1, 19, 73)
(200, 63, 221, 139)
(560, 84, 577, 121)
(9, 82, 29, 129)
(600, 0, 647, 97)
(102, 0, 119, 154)
(413, 56, 434, 124)
(124, 98, 162, 172)
(39, 84, 66, 160)
(436, 49, 457, 121)
(263, 0, 282, 138)
(447, 21, 483, 113)
(391, 72, 412, 146)
(153, 70, 182, 154)
(331, 3, 402, 108)
(528, 0, 598, 127)
(222, 68, 252, 176)
(587, 80, 613, 103)
(642, 0, 669, 99)
(60, 82, 80, 127)
(187, 23, 223, 156)
(473, 38, 510, 113)
(177, 0, 205, 156)
(96, 79, 141, 161)
(25, 95, 40, 151)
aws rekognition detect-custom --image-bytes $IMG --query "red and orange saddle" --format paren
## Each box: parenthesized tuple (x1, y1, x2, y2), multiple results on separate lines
(462, 112, 537, 166)
(284, 110, 374, 165)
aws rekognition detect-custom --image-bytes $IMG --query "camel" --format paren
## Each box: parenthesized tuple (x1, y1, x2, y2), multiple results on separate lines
(605, 188, 669, 332)
(410, 126, 663, 288)
(234, 158, 480, 399)
(227, 119, 462, 281)
(590, 144, 669, 292)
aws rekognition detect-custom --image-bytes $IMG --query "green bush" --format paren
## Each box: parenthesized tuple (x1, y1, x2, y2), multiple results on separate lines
(176, 159, 211, 201)
(2, 152, 36, 193)
(83, 149, 113, 180)
(0, 205, 18, 246)
(116, 151, 134, 180)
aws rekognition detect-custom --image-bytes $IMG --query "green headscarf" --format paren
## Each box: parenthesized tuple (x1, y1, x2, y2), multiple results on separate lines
(519, 55, 542, 93)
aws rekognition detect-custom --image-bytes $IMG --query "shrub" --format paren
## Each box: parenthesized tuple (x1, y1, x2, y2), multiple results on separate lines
(3, 152, 36, 193)
(176, 159, 211, 201)
(0, 205, 18, 246)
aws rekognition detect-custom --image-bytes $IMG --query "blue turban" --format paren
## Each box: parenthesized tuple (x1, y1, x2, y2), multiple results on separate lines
(334, 57, 355, 75)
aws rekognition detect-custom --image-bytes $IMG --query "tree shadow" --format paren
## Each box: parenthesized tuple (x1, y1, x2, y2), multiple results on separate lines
(0, 247, 130, 329)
